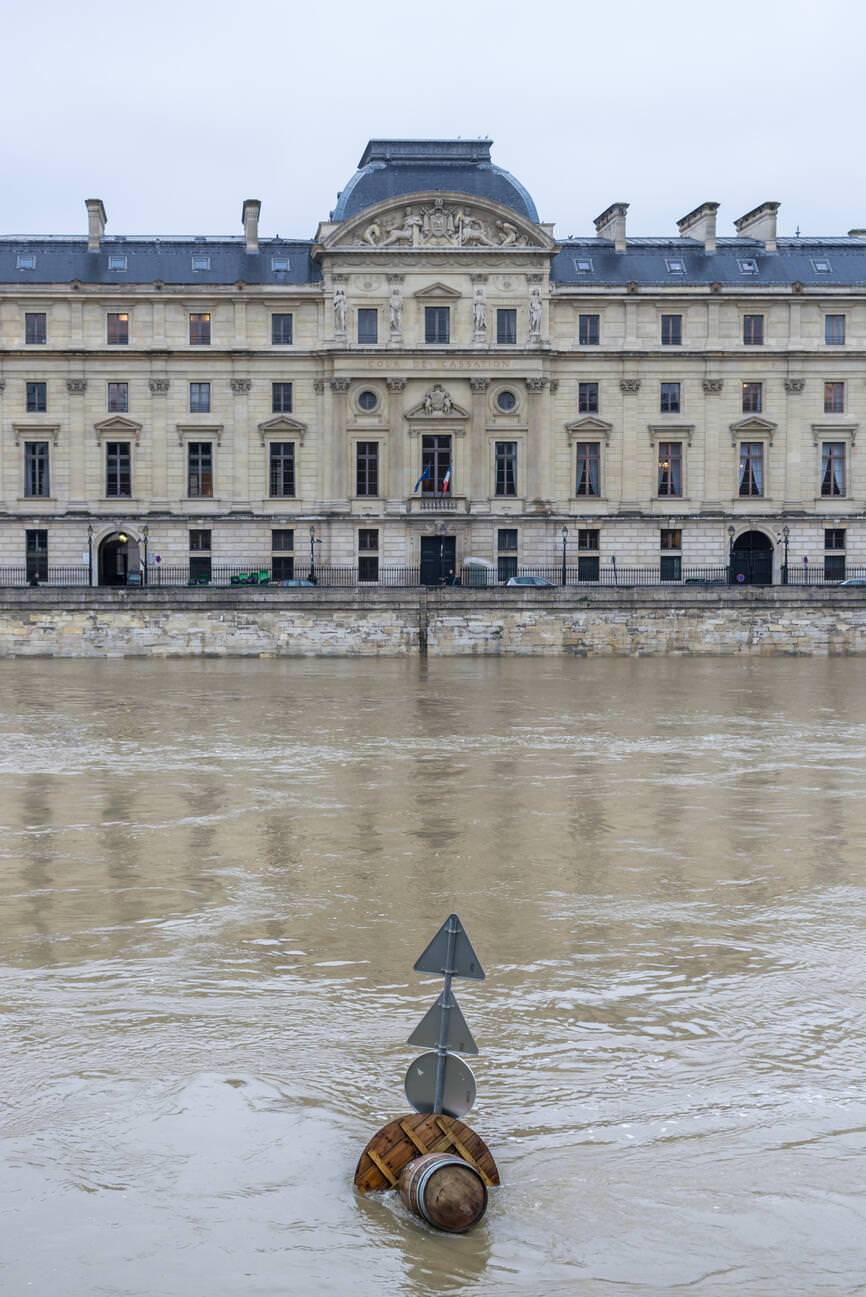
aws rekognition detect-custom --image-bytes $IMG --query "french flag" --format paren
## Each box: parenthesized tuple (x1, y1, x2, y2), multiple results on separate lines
(442, 466, 452, 494)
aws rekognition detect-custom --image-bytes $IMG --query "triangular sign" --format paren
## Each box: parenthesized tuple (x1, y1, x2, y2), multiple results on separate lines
(413, 914, 485, 980)
(407, 990, 479, 1055)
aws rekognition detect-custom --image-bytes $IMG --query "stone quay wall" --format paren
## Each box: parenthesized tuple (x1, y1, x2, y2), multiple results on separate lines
(1, 586, 866, 657)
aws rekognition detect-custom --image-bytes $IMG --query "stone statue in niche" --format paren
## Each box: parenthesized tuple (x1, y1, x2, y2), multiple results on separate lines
(473, 288, 487, 335)
(334, 286, 347, 333)
(389, 285, 402, 333)
(423, 384, 454, 415)
(528, 287, 542, 340)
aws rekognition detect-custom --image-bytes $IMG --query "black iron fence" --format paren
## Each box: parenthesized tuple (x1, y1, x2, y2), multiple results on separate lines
(0, 566, 90, 586)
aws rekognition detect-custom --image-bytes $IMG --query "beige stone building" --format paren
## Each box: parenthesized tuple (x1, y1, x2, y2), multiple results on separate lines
(1, 138, 865, 586)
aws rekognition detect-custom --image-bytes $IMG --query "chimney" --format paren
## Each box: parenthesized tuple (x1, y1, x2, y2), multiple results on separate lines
(734, 201, 780, 252)
(85, 199, 106, 252)
(677, 201, 719, 252)
(594, 202, 629, 253)
(242, 199, 261, 254)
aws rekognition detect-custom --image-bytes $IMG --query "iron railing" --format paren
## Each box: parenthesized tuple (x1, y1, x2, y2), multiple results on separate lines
(0, 566, 91, 586)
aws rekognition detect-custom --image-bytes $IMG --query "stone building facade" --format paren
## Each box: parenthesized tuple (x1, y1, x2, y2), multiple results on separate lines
(2, 138, 865, 585)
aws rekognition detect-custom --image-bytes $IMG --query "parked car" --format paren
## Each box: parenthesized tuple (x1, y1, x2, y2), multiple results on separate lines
(278, 578, 317, 587)
(839, 578, 866, 586)
(506, 575, 555, 588)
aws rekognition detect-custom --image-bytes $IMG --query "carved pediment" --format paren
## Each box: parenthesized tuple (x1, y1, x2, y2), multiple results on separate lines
(729, 415, 777, 445)
(257, 414, 308, 444)
(565, 416, 613, 443)
(414, 282, 462, 298)
(94, 415, 143, 443)
(317, 192, 556, 254)
(405, 384, 469, 420)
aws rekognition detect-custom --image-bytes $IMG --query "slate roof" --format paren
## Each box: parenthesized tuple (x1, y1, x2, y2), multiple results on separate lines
(551, 238, 866, 287)
(331, 138, 540, 224)
(0, 239, 320, 286)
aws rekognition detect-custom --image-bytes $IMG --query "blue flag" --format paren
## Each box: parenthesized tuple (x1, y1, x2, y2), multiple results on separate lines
(413, 464, 431, 493)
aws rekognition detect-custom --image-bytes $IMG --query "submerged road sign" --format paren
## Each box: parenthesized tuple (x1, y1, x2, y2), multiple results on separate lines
(404, 1051, 477, 1120)
(414, 913, 485, 981)
(408, 990, 478, 1056)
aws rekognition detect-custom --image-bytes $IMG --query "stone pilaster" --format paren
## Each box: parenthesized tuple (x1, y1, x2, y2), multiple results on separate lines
(329, 378, 350, 505)
(66, 377, 87, 507)
(783, 378, 805, 504)
(148, 377, 170, 506)
(469, 377, 489, 504)
(386, 378, 406, 504)
(701, 379, 723, 506)
(619, 378, 641, 507)
(526, 378, 549, 504)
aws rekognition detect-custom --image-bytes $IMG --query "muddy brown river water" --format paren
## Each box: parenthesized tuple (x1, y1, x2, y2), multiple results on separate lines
(2, 657, 866, 1296)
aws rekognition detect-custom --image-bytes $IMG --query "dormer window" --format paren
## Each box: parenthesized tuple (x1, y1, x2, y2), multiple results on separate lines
(737, 258, 759, 274)
(811, 258, 831, 274)
(108, 254, 127, 271)
(191, 254, 211, 271)
(271, 255, 290, 272)
(665, 257, 686, 274)
(17, 253, 36, 270)
(574, 257, 593, 273)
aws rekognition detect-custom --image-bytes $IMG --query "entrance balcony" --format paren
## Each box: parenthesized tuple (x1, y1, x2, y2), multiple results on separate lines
(407, 493, 469, 514)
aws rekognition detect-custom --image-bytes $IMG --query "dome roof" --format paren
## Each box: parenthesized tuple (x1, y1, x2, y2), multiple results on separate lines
(332, 140, 539, 224)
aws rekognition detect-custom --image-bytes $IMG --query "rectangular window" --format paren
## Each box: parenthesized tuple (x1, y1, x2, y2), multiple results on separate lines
(824, 381, 845, 414)
(356, 441, 379, 497)
(188, 443, 213, 498)
(661, 314, 682, 345)
(425, 306, 450, 344)
(358, 528, 379, 582)
(105, 441, 131, 498)
(576, 442, 601, 497)
(269, 442, 295, 497)
(743, 314, 764, 345)
(272, 553, 294, 580)
(821, 443, 846, 497)
(578, 313, 600, 345)
(497, 528, 518, 582)
(272, 313, 293, 345)
(742, 382, 763, 414)
(578, 528, 599, 551)
(24, 442, 50, 498)
(107, 254, 127, 271)
(657, 442, 683, 497)
(272, 381, 293, 413)
(825, 314, 846, 345)
(26, 381, 47, 412)
(272, 529, 294, 551)
(189, 312, 211, 345)
(578, 381, 599, 414)
(421, 434, 452, 492)
(660, 554, 682, 581)
(25, 312, 46, 345)
(497, 308, 517, 344)
(107, 312, 129, 345)
(357, 308, 378, 344)
(271, 256, 290, 272)
(189, 529, 212, 551)
(738, 442, 764, 497)
(107, 381, 128, 413)
(495, 441, 518, 497)
(660, 528, 682, 550)
(25, 529, 48, 582)
(189, 382, 211, 413)
(17, 254, 36, 270)
(660, 381, 681, 414)
(191, 254, 211, 272)
(825, 528, 846, 550)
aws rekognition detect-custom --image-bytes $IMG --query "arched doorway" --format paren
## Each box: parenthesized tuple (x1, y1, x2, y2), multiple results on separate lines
(730, 530, 773, 586)
(98, 531, 141, 586)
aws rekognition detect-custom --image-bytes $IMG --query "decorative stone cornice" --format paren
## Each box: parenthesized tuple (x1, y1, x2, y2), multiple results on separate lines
(13, 422, 60, 445)
(313, 378, 325, 393)
(230, 378, 251, 394)
(386, 273, 405, 284)
(648, 423, 696, 446)
(469, 273, 489, 284)
(149, 378, 170, 394)
(176, 423, 223, 446)
(549, 380, 560, 394)
(526, 272, 544, 284)
(67, 379, 87, 394)
(620, 379, 641, 393)
(405, 384, 469, 418)
(469, 377, 490, 392)
(565, 416, 613, 444)
(729, 416, 777, 446)
(330, 378, 351, 393)
(385, 377, 407, 392)
(94, 415, 143, 444)
(784, 378, 805, 394)
(526, 377, 548, 393)
(811, 421, 858, 445)
(257, 414, 308, 445)
(703, 379, 723, 394)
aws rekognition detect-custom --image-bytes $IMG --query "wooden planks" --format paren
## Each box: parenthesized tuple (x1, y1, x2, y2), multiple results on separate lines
(354, 1113, 500, 1193)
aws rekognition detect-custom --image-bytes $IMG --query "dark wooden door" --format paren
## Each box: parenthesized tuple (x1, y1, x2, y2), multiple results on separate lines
(420, 536, 456, 586)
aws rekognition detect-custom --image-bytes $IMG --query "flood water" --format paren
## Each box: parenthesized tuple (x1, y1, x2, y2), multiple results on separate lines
(2, 657, 866, 1296)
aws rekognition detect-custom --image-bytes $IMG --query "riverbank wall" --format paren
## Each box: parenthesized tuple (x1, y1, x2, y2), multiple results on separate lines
(1, 586, 866, 656)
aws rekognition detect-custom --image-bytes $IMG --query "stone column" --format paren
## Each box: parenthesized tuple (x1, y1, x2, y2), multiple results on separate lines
(619, 378, 641, 508)
(148, 377, 170, 506)
(230, 378, 251, 506)
(469, 377, 489, 505)
(783, 378, 805, 505)
(313, 378, 326, 504)
(329, 377, 350, 506)
(702, 378, 723, 506)
(233, 300, 247, 348)
(526, 377, 549, 504)
(386, 377, 406, 504)
(66, 378, 88, 508)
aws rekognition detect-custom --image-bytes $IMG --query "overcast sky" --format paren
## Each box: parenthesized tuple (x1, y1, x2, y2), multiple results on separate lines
(3, 0, 863, 242)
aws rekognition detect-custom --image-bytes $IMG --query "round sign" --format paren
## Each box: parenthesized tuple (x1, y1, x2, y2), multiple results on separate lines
(405, 1052, 476, 1119)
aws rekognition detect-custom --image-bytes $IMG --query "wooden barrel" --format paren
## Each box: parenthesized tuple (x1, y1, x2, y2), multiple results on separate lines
(399, 1154, 488, 1233)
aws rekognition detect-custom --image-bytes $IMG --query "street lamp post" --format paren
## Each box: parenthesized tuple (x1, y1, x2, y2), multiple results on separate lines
(87, 524, 93, 587)
(782, 524, 789, 585)
(142, 525, 149, 586)
(308, 525, 321, 583)
(727, 524, 735, 583)
(561, 526, 568, 587)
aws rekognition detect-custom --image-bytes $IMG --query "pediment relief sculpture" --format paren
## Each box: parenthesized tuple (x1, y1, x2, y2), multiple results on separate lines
(405, 385, 469, 419)
(322, 194, 553, 252)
